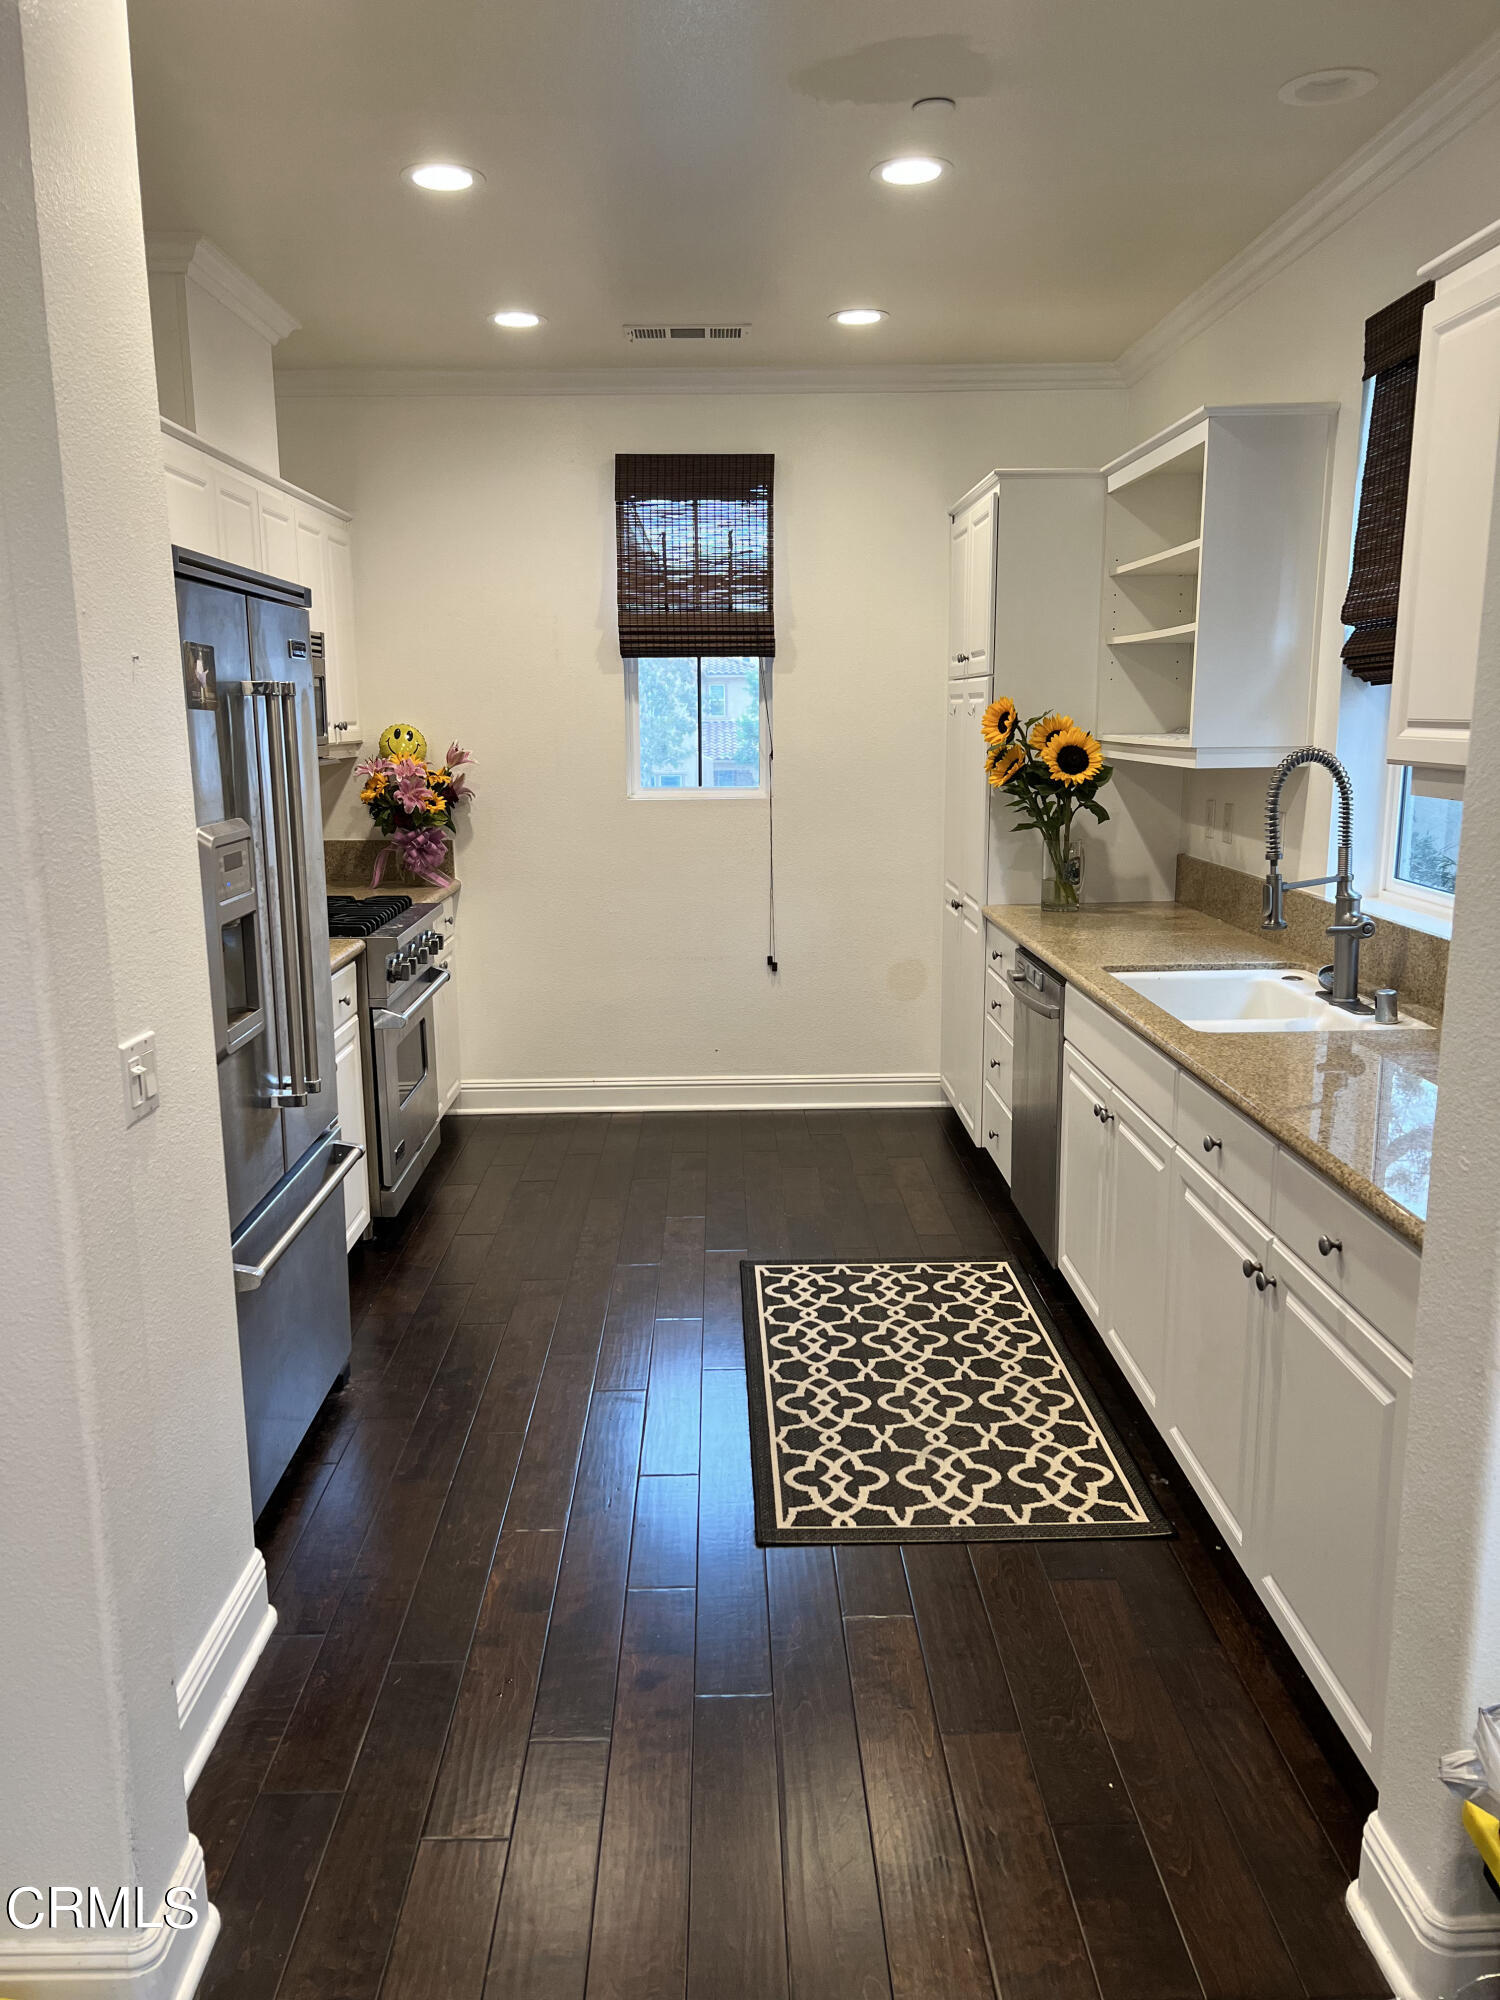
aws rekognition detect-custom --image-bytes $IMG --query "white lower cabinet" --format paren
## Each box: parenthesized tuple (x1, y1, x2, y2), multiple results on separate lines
(433, 904, 462, 1115)
(332, 965, 371, 1250)
(1164, 1155, 1270, 1552)
(1043, 997, 1418, 1777)
(1058, 1045, 1111, 1327)
(1255, 1248, 1410, 1762)
(1102, 1090, 1172, 1412)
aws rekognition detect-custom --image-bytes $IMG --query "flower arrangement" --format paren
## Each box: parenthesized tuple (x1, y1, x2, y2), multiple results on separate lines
(356, 727, 475, 887)
(981, 699, 1113, 909)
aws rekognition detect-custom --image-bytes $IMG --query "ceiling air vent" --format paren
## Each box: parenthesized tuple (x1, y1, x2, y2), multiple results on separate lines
(624, 323, 751, 344)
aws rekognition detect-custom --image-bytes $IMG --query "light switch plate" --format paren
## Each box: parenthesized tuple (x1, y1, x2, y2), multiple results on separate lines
(120, 1031, 159, 1126)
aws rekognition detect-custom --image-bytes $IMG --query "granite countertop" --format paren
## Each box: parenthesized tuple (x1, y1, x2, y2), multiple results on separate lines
(982, 901, 1439, 1246)
(329, 936, 365, 973)
(325, 879, 460, 901)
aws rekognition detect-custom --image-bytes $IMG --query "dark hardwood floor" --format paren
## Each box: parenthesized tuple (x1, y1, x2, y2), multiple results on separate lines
(192, 1108, 1384, 2000)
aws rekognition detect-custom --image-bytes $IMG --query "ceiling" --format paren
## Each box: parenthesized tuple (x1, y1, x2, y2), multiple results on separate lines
(127, 0, 1498, 373)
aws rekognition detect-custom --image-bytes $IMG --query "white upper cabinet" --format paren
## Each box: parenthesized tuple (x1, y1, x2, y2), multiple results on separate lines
(160, 421, 362, 752)
(1388, 224, 1500, 770)
(948, 487, 996, 678)
(1098, 405, 1335, 770)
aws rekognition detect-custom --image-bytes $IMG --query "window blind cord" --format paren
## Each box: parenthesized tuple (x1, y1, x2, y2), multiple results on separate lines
(762, 660, 778, 974)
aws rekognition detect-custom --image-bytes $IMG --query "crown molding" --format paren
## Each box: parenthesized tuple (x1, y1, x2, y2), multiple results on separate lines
(1118, 27, 1500, 386)
(144, 232, 301, 345)
(273, 360, 1124, 399)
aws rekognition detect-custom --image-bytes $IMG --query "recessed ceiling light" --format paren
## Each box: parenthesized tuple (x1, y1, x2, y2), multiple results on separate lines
(832, 308, 888, 327)
(873, 155, 949, 186)
(1278, 68, 1378, 107)
(491, 310, 544, 329)
(405, 162, 482, 192)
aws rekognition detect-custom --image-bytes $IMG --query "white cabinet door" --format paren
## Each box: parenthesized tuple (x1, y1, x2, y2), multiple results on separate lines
(952, 903, 983, 1139)
(433, 914, 462, 1114)
(960, 684, 990, 909)
(257, 488, 298, 586)
(1389, 246, 1500, 769)
(211, 464, 262, 572)
(1164, 1153, 1270, 1551)
(1058, 1044, 1111, 1328)
(943, 688, 968, 902)
(162, 435, 217, 556)
(963, 493, 996, 676)
(334, 1024, 371, 1249)
(1103, 1090, 1172, 1410)
(940, 893, 964, 1118)
(323, 524, 361, 741)
(949, 512, 971, 676)
(1256, 1249, 1410, 1766)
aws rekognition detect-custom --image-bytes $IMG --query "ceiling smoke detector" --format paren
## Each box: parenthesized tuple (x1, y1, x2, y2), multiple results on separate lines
(1278, 68, 1378, 107)
(624, 323, 751, 343)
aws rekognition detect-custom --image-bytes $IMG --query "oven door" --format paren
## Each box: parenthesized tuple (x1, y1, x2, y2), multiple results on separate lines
(370, 965, 448, 1208)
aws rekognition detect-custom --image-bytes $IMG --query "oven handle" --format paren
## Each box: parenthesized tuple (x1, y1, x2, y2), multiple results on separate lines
(372, 965, 450, 1032)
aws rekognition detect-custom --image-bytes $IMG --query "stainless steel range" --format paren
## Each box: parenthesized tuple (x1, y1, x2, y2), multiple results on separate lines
(357, 902, 453, 1216)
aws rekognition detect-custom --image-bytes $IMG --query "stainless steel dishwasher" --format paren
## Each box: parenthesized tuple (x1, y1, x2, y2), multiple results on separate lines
(1008, 948, 1066, 1263)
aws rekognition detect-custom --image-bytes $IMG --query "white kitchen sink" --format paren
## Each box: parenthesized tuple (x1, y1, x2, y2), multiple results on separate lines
(1111, 966, 1422, 1033)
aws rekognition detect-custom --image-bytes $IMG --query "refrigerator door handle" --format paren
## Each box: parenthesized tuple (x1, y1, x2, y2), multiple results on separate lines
(274, 679, 322, 1097)
(231, 1137, 364, 1292)
(253, 680, 318, 1105)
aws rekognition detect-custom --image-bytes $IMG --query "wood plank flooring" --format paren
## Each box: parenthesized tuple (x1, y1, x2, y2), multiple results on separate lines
(193, 1108, 1384, 2000)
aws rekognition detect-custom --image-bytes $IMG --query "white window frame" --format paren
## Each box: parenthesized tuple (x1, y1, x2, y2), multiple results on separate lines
(1376, 762, 1461, 925)
(625, 656, 772, 800)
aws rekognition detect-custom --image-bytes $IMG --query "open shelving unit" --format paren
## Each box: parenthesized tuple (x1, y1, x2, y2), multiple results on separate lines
(1095, 406, 1336, 770)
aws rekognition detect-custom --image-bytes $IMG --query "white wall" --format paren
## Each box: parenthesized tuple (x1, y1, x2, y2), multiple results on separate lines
(0, 12, 264, 1985)
(281, 384, 1128, 1102)
(1123, 99, 1500, 888)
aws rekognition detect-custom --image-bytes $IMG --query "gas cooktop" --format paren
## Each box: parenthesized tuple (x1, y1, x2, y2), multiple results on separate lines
(326, 894, 413, 938)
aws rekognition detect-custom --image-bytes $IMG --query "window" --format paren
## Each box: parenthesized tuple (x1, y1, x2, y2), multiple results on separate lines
(1381, 764, 1463, 909)
(628, 656, 769, 796)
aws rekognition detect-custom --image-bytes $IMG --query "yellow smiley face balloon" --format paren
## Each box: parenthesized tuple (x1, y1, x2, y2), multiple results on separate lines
(379, 722, 428, 763)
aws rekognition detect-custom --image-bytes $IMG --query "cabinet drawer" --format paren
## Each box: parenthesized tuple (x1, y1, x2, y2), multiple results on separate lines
(332, 960, 360, 1022)
(982, 1084, 1012, 1182)
(1175, 1069, 1275, 1222)
(1272, 1147, 1421, 1356)
(983, 1017, 1014, 1109)
(1065, 986, 1176, 1133)
(985, 928, 1016, 980)
(984, 966, 1013, 1041)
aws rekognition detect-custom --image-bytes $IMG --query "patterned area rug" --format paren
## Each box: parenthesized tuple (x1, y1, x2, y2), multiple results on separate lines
(740, 1259, 1170, 1544)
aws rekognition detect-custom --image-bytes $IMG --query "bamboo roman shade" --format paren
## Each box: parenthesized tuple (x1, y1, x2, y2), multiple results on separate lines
(615, 454, 775, 657)
(1340, 282, 1436, 686)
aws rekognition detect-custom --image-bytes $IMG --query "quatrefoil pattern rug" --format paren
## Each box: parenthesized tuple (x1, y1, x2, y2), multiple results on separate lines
(740, 1260, 1169, 1543)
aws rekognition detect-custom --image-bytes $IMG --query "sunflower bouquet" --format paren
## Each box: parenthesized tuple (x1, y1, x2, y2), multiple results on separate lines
(356, 723, 476, 888)
(981, 699, 1112, 909)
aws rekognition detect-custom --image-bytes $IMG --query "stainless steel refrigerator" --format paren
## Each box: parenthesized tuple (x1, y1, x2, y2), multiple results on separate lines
(175, 547, 362, 1517)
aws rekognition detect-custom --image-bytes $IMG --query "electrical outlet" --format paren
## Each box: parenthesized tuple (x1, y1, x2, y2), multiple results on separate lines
(120, 1031, 159, 1126)
(1222, 802, 1235, 847)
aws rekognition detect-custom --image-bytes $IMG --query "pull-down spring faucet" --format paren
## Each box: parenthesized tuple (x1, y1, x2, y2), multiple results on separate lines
(1262, 747, 1377, 1010)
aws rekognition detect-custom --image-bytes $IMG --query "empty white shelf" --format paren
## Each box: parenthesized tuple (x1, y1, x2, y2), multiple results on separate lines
(1111, 538, 1202, 580)
(1108, 622, 1197, 648)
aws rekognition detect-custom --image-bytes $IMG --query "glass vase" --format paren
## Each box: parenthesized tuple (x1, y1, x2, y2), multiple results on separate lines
(1041, 832, 1085, 911)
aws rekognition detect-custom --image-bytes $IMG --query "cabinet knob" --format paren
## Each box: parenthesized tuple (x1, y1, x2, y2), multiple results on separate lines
(1255, 1270, 1276, 1293)
(956, 652, 969, 663)
(1092, 1103, 1113, 1124)
(1317, 1234, 1342, 1257)
(989, 1058, 1001, 1069)
(949, 899, 963, 911)
(1242, 1257, 1261, 1280)
(991, 950, 1003, 962)
(1202, 1135, 1222, 1154)
(988, 1129, 999, 1141)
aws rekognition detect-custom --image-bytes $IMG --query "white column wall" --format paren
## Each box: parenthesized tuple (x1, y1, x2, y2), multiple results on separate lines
(1350, 449, 1500, 1996)
(1, 0, 266, 1988)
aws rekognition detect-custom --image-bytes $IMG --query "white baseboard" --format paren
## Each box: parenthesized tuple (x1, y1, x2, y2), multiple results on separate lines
(454, 1072, 945, 1114)
(1349, 1810, 1500, 1999)
(177, 1550, 276, 1794)
(0, 1831, 220, 1999)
